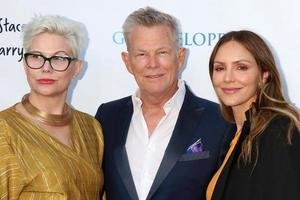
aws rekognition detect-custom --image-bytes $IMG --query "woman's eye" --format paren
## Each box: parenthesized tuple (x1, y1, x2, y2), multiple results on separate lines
(31, 54, 43, 59)
(53, 56, 69, 61)
(214, 66, 224, 71)
(237, 65, 248, 70)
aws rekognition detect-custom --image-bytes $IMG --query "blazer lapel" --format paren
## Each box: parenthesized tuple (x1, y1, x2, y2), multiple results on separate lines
(113, 100, 139, 200)
(147, 87, 205, 199)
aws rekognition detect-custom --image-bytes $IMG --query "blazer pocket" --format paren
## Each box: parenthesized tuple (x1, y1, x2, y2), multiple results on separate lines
(179, 151, 210, 161)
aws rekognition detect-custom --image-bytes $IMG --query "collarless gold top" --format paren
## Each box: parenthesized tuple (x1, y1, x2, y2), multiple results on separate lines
(0, 106, 104, 200)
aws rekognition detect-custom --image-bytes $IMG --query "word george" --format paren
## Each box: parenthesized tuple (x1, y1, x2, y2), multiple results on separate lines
(0, 46, 23, 62)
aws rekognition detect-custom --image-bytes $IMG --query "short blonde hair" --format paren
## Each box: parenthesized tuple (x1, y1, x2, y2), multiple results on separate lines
(23, 15, 88, 58)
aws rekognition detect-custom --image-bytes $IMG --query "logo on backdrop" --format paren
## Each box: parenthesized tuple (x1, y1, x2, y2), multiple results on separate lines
(112, 31, 224, 46)
(0, 17, 24, 62)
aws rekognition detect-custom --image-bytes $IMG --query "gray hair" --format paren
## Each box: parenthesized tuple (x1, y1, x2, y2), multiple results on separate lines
(122, 6, 181, 50)
(23, 15, 88, 58)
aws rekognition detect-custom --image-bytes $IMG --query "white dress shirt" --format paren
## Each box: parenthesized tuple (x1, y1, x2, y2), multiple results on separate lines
(125, 80, 186, 200)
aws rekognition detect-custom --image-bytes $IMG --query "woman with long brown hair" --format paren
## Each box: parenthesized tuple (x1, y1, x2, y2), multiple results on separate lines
(206, 30, 300, 200)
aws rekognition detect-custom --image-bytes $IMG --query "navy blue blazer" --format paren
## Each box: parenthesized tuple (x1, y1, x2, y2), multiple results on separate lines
(95, 86, 234, 200)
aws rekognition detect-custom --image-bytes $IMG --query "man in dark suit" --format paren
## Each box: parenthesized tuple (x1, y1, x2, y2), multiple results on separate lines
(95, 7, 233, 200)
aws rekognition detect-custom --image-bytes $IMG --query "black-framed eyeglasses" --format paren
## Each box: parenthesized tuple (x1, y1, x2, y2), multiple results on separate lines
(24, 53, 78, 72)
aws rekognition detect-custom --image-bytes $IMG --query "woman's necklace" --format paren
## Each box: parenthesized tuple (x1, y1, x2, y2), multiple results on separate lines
(21, 94, 73, 126)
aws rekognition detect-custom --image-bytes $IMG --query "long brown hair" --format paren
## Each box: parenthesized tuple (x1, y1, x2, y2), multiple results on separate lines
(209, 30, 300, 164)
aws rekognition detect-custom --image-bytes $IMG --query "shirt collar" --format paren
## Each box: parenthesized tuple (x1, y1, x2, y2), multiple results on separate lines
(131, 80, 186, 114)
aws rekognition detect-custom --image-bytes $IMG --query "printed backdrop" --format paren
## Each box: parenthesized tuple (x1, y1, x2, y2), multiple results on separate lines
(1, 0, 299, 114)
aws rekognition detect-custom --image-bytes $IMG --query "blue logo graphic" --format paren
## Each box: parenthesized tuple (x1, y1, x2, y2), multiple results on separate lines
(179, 32, 224, 46)
(112, 31, 125, 45)
(112, 31, 224, 46)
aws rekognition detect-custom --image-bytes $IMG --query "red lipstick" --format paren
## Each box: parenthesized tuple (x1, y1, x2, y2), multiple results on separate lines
(37, 79, 55, 84)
